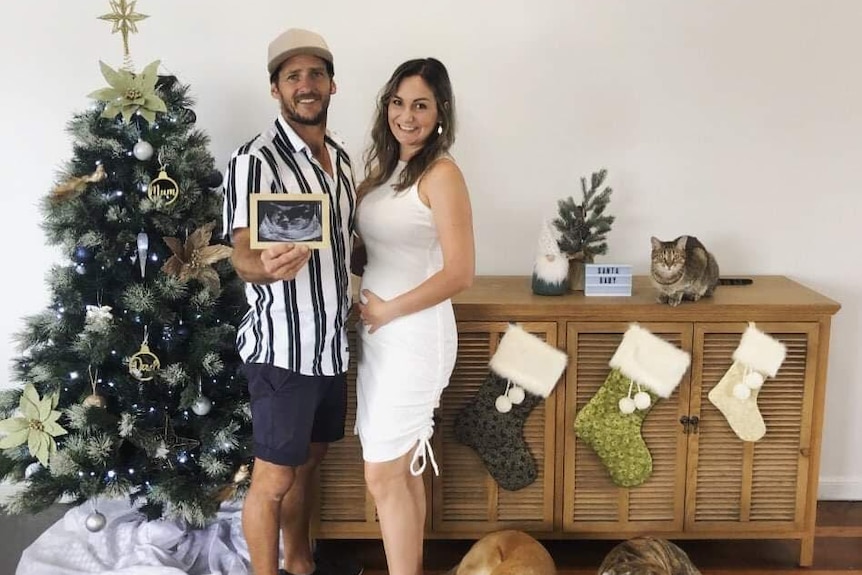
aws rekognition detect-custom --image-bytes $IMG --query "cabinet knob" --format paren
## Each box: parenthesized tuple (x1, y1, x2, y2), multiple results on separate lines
(680, 416, 691, 433)
(800, 447, 810, 457)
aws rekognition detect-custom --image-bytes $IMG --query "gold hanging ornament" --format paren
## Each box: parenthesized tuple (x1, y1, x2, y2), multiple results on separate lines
(82, 366, 107, 408)
(129, 326, 160, 381)
(147, 161, 180, 206)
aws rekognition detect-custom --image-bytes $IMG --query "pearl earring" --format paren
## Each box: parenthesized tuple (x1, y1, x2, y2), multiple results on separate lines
(436, 123, 443, 135)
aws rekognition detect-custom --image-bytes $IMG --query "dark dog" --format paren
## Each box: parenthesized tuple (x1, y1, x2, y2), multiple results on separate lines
(599, 537, 701, 575)
(445, 530, 556, 575)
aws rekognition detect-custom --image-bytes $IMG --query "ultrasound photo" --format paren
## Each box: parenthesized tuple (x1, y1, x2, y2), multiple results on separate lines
(251, 194, 330, 249)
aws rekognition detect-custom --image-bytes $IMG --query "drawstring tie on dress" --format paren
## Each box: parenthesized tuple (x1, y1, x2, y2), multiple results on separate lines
(409, 426, 439, 476)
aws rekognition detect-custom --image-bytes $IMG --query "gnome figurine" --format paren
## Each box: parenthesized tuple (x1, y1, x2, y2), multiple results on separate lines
(531, 219, 569, 295)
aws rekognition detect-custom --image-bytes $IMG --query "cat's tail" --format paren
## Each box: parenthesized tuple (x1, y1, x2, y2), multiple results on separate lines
(718, 277, 753, 286)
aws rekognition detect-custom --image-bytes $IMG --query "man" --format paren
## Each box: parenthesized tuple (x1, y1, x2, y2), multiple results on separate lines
(222, 28, 359, 575)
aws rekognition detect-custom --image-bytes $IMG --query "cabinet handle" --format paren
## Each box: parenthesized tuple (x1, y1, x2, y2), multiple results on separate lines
(680, 415, 691, 434)
(679, 415, 700, 434)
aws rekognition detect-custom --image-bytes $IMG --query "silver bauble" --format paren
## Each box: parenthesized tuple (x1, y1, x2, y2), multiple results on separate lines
(25, 462, 42, 479)
(85, 510, 107, 532)
(133, 140, 154, 161)
(191, 395, 213, 416)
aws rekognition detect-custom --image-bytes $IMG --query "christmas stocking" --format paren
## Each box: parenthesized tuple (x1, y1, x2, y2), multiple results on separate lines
(574, 324, 690, 487)
(454, 323, 567, 491)
(707, 322, 786, 442)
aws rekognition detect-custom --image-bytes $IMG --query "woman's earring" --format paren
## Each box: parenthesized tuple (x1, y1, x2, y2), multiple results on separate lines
(437, 123, 443, 135)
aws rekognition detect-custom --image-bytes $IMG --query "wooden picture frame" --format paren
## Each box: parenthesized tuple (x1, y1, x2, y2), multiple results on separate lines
(250, 193, 330, 249)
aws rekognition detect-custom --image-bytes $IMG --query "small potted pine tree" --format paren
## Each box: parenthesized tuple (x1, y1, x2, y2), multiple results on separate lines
(552, 168, 615, 290)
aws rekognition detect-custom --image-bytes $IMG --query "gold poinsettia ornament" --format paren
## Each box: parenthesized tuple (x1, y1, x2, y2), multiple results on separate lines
(88, 60, 167, 124)
(0, 384, 67, 466)
(162, 222, 233, 293)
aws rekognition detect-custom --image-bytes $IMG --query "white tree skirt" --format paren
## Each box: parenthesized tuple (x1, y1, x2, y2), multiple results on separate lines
(17, 498, 251, 575)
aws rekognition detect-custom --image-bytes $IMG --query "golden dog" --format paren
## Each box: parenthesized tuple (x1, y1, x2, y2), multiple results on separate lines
(445, 530, 556, 575)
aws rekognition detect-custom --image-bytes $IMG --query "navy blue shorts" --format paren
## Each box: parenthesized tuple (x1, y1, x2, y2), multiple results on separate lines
(242, 363, 347, 466)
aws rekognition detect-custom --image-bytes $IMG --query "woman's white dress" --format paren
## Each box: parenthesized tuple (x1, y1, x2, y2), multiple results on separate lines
(355, 162, 457, 474)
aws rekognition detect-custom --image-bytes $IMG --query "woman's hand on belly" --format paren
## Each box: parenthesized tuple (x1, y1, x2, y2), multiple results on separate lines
(358, 289, 397, 334)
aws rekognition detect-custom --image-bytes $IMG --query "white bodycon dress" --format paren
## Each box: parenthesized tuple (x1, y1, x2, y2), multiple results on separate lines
(355, 161, 457, 475)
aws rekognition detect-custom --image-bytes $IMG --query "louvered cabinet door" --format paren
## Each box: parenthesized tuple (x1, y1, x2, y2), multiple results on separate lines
(431, 322, 557, 535)
(314, 328, 380, 537)
(685, 323, 818, 533)
(563, 323, 691, 534)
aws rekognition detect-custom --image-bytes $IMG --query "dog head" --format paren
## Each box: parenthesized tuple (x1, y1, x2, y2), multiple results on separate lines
(599, 537, 701, 575)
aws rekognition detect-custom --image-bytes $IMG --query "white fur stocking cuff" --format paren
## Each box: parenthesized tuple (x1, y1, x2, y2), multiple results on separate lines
(609, 324, 691, 398)
(489, 323, 568, 398)
(732, 322, 786, 377)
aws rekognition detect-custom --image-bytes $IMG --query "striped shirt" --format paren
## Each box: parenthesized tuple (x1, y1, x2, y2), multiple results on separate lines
(223, 115, 356, 375)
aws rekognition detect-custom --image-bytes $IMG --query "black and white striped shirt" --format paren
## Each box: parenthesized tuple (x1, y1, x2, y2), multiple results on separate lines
(223, 116, 356, 375)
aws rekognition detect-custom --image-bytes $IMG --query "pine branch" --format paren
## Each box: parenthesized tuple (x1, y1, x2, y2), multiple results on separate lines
(553, 168, 615, 261)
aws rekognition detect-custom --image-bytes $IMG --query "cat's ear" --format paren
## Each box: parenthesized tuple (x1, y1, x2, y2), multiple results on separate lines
(650, 236, 661, 251)
(675, 236, 688, 250)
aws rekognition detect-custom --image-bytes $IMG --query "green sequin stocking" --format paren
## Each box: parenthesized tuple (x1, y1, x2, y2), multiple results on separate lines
(573, 368, 659, 488)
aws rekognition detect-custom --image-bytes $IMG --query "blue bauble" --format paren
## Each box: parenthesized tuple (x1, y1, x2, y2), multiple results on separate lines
(73, 246, 94, 263)
(175, 325, 191, 339)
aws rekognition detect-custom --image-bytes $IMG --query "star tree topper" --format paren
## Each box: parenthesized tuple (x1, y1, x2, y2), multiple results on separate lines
(99, 0, 149, 68)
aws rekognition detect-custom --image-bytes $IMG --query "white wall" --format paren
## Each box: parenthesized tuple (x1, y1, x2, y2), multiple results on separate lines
(1, 0, 859, 498)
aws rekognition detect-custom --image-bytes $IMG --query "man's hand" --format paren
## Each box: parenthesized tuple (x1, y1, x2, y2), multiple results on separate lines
(261, 243, 311, 281)
(229, 228, 311, 284)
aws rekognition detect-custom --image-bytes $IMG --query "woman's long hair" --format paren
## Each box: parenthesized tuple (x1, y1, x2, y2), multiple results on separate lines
(357, 58, 456, 200)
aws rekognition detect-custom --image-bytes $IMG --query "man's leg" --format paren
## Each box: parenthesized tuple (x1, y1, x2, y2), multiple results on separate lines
(242, 364, 322, 575)
(243, 458, 297, 575)
(281, 442, 328, 575)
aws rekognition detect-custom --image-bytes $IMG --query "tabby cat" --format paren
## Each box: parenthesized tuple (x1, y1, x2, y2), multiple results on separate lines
(650, 235, 719, 306)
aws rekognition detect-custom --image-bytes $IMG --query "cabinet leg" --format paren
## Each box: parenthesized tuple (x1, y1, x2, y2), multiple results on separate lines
(799, 536, 814, 567)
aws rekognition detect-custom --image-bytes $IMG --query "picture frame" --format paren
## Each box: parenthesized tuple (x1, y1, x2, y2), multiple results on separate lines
(250, 193, 330, 249)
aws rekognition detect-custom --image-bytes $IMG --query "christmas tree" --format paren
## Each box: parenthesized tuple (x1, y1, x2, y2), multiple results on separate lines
(0, 1, 250, 528)
(553, 168, 615, 263)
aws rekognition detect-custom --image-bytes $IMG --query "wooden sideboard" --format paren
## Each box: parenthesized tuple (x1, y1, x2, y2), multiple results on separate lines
(312, 275, 840, 566)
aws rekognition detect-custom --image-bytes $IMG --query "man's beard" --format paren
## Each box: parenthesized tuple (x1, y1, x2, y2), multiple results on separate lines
(283, 95, 329, 126)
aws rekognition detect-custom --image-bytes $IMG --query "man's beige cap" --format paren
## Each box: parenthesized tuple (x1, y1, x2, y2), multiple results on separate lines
(267, 28, 333, 76)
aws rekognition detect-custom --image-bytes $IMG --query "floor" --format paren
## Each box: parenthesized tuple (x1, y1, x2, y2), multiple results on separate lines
(2, 501, 860, 574)
(322, 501, 862, 574)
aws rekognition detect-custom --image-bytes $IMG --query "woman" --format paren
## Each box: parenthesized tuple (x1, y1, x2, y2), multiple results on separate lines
(354, 58, 475, 575)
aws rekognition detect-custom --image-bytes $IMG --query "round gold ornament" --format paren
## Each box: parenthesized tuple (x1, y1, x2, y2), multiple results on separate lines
(129, 342, 161, 381)
(83, 394, 107, 408)
(147, 170, 179, 206)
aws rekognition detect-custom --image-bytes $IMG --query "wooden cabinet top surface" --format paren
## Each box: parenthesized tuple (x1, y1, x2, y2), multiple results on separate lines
(452, 276, 840, 322)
